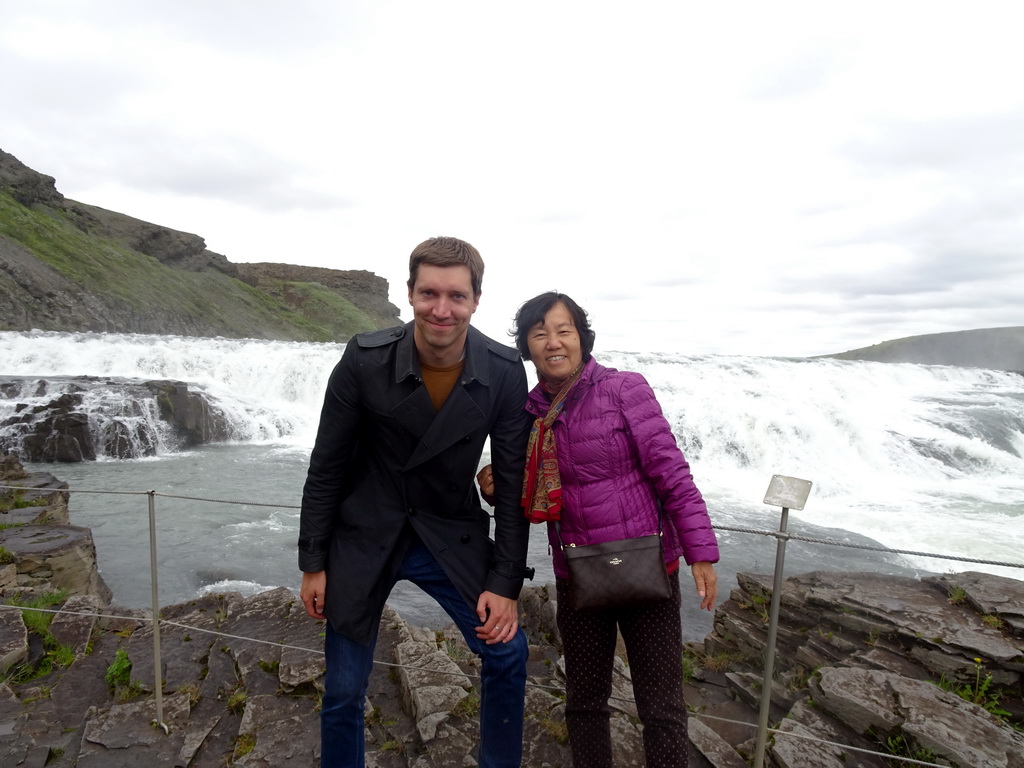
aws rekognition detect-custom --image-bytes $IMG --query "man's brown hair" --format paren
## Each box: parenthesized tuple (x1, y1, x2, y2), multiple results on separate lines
(407, 236, 485, 299)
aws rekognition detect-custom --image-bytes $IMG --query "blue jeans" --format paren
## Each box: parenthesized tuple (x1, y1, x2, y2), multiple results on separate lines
(320, 538, 528, 768)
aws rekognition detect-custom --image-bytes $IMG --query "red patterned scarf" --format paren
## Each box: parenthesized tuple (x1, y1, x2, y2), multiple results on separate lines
(521, 367, 584, 523)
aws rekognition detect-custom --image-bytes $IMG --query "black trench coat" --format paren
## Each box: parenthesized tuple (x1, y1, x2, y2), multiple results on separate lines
(298, 322, 533, 644)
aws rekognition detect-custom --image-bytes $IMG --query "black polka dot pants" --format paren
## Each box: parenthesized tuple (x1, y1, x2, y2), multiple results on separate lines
(555, 570, 688, 768)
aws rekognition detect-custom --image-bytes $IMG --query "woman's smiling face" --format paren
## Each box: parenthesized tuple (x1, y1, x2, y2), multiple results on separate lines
(527, 301, 582, 384)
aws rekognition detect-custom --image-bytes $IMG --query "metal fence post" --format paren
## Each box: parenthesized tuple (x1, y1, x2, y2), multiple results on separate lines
(754, 475, 812, 768)
(146, 490, 166, 732)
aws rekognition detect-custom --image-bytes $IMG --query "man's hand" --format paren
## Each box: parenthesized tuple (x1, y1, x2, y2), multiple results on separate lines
(691, 561, 718, 611)
(475, 591, 518, 645)
(300, 570, 327, 619)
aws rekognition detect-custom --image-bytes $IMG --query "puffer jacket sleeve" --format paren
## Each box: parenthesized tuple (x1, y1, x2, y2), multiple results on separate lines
(618, 373, 720, 565)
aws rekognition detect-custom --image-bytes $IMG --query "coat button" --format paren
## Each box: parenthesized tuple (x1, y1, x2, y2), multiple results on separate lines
(460, 534, 471, 544)
(408, 507, 417, 516)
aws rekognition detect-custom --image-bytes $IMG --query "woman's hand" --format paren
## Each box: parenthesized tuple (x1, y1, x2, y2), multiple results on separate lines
(476, 464, 495, 497)
(691, 561, 718, 611)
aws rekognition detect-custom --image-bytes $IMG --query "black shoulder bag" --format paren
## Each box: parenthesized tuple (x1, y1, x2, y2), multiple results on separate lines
(556, 507, 672, 612)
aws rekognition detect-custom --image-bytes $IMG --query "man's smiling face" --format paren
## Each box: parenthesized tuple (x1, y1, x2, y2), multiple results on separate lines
(408, 263, 479, 365)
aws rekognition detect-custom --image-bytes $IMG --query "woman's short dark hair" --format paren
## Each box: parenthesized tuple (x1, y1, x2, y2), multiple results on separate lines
(512, 292, 596, 362)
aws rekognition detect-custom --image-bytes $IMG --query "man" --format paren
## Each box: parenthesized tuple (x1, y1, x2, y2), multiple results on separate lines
(299, 237, 533, 768)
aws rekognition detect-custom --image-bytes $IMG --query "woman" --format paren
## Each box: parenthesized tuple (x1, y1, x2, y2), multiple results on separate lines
(481, 291, 719, 767)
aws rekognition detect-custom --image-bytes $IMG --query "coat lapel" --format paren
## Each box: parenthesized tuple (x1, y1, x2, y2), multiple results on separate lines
(403, 384, 485, 470)
(391, 386, 436, 441)
(386, 324, 435, 442)
(400, 326, 490, 471)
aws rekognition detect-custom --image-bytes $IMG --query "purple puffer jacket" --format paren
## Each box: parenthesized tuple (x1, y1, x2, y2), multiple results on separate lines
(525, 357, 719, 579)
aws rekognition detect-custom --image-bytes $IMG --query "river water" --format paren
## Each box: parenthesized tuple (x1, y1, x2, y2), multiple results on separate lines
(4, 330, 1023, 640)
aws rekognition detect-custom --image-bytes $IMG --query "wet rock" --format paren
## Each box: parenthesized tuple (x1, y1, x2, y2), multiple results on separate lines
(0, 376, 231, 461)
(699, 569, 1024, 767)
(811, 667, 1024, 767)
(48, 594, 101, 654)
(2, 459, 1023, 767)
(0, 524, 111, 600)
(0, 609, 27, 675)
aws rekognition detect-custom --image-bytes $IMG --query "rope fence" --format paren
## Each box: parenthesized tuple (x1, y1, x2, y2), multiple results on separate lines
(715, 523, 1024, 570)
(2, 481, 1021, 767)
(0, 603, 961, 767)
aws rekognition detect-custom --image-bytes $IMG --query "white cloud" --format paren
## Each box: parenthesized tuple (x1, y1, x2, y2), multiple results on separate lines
(3, 0, 1024, 357)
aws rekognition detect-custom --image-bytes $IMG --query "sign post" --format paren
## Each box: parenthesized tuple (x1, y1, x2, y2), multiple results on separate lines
(753, 474, 812, 768)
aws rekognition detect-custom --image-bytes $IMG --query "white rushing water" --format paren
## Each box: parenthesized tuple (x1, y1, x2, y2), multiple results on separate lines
(3, 330, 1023, 635)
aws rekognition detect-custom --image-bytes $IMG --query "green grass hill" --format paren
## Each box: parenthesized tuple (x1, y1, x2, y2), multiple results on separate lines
(0, 149, 400, 342)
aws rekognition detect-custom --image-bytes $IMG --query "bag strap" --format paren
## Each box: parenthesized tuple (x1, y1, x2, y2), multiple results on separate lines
(554, 500, 664, 552)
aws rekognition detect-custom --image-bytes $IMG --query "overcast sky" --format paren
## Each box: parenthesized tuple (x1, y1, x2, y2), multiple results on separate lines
(3, 1, 1023, 356)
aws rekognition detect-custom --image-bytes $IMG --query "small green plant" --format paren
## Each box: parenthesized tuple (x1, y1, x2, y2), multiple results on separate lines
(380, 739, 405, 753)
(0, 546, 13, 564)
(882, 730, 937, 764)
(452, 691, 481, 718)
(947, 585, 967, 605)
(102, 648, 145, 702)
(437, 631, 471, 661)
(0, 488, 48, 512)
(1, 591, 75, 684)
(233, 733, 257, 759)
(982, 614, 1004, 630)
(934, 658, 1011, 721)
(783, 665, 817, 691)
(179, 682, 201, 707)
(702, 651, 742, 673)
(117, 682, 146, 703)
(226, 688, 248, 714)
(105, 649, 132, 691)
(738, 593, 770, 623)
(537, 715, 569, 744)
(281, 680, 320, 709)
(48, 644, 76, 668)
(5, 663, 34, 686)
(20, 685, 52, 704)
(6, 590, 67, 635)
(681, 649, 697, 682)
(364, 705, 384, 726)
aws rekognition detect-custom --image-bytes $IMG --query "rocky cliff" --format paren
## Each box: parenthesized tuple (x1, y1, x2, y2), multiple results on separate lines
(1, 460, 1022, 767)
(0, 149, 401, 341)
(824, 326, 1024, 373)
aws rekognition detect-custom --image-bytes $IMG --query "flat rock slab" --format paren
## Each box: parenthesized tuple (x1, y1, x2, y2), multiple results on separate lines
(811, 666, 1024, 768)
(0, 523, 94, 555)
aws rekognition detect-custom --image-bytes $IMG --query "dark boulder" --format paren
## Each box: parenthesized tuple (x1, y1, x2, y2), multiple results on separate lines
(0, 376, 231, 462)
